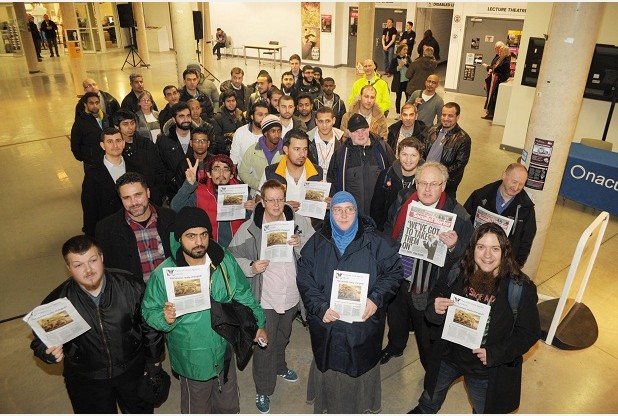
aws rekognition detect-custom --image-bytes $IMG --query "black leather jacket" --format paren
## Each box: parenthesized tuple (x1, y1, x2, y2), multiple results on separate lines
(30, 269, 164, 379)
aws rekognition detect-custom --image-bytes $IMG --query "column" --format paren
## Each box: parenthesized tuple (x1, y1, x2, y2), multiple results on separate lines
(355, 2, 375, 64)
(132, 2, 150, 66)
(521, 3, 605, 278)
(59, 2, 87, 96)
(13, 3, 40, 73)
(169, 2, 195, 85)
(198, 2, 213, 68)
(93, 2, 106, 53)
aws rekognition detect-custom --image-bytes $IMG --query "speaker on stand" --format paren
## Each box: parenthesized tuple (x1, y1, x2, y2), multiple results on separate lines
(192, 11, 219, 83)
(117, 4, 148, 70)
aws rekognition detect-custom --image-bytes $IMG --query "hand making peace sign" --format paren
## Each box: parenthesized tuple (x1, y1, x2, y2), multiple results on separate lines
(185, 158, 199, 185)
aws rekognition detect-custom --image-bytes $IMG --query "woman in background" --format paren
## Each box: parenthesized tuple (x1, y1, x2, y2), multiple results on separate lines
(136, 90, 160, 142)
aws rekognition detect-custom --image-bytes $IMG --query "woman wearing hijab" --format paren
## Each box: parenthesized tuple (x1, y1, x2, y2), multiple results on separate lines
(297, 191, 403, 413)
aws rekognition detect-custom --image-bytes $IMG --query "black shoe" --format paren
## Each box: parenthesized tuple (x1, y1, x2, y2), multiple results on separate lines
(481, 114, 493, 120)
(379, 349, 403, 365)
(37, 58, 42, 62)
(217, 57, 221, 60)
(407, 405, 422, 414)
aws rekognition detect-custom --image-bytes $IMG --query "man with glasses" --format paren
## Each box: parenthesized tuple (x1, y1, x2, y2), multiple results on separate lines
(406, 74, 444, 127)
(75, 78, 120, 121)
(228, 179, 314, 413)
(423, 102, 471, 199)
(381, 161, 473, 368)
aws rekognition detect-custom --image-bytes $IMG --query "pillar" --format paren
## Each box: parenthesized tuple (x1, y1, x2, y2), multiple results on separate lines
(93, 2, 106, 53)
(355, 2, 375, 65)
(521, 3, 605, 278)
(169, 2, 195, 85)
(198, 2, 214, 69)
(59, 2, 87, 97)
(13, 3, 40, 73)
(132, 2, 150, 66)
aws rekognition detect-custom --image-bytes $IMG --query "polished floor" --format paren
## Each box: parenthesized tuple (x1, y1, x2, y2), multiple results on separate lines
(0, 48, 616, 414)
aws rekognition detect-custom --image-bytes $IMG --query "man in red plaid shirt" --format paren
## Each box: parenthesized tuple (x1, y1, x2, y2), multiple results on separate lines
(96, 172, 176, 282)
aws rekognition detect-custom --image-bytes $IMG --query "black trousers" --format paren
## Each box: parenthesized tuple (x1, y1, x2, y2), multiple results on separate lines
(64, 358, 153, 414)
(395, 83, 410, 114)
(46, 35, 59, 56)
(32, 36, 42, 58)
(384, 281, 432, 370)
(212, 41, 225, 58)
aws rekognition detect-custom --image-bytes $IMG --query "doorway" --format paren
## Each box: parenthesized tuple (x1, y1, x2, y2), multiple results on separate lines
(372, 8, 407, 72)
(457, 17, 523, 96)
(346, 6, 358, 68)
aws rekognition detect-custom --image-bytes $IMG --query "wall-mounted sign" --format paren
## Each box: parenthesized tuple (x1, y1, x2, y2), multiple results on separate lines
(419, 2, 455, 9)
(475, 3, 527, 17)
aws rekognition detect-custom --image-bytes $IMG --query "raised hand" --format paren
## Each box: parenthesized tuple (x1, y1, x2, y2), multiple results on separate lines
(185, 158, 199, 185)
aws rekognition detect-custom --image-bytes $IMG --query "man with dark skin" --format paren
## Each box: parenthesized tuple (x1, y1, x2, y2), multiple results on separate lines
(296, 93, 316, 131)
(71, 92, 108, 170)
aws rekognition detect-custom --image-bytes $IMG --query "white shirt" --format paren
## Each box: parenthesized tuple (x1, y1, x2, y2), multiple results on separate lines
(281, 118, 294, 138)
(315, 132, 336, 180)
(257, 164, 307, 202)
(260, 261, 299, 313)
(230, 123, 262, 167)
(103, 156, 126, 183)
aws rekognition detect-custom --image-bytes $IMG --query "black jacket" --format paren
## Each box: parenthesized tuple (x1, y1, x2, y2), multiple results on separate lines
(158, 104, 174, 129)
(75, 91, 120, 121)
(370, 161, 418, 231)
(423, 123, 471, 199)
(386, 119, 428, 153)
(81, 157, 123, 236)
(123, 134, 166, 205)
(121, 91, 158, 114)
(156, 125, 193, 199)
(463, 180, 537, 266)
(179, 87, 214, 119)
(296, 79, 322, 100)
(297, 215, 403, 377)
(70, 112, 108, 166)
(30, 269, 165, 380)
(212, 108, 245, 155)
(95, 205, 176, 281)
(219, 80, 251, 112)
(313, 93, 347, 129)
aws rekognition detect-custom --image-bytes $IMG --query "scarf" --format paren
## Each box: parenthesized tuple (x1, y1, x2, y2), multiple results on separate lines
(330, 191, 359, 255)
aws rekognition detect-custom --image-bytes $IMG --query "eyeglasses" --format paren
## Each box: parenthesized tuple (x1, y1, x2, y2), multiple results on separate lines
(417, 181, 444, 189)
(191, 139, 209, 144)
(140, 98, 152, 102)
(211, 166, 230, 173)
(184, 231, 209, 241)
(263, 198, 284, 205)
(332, 207, 357, 216)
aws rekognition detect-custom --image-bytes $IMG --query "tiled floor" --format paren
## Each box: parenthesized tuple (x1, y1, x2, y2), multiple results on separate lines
(0, 48, 616, 414)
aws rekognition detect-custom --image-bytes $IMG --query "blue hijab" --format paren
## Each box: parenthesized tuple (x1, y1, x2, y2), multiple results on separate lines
(330, 191, 359, 255)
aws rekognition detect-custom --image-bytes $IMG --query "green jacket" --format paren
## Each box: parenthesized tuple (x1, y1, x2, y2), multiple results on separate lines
(142, 236, 266, 381)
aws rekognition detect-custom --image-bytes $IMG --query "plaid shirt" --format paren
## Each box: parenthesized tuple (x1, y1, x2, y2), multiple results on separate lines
(126, 205, 165, 282)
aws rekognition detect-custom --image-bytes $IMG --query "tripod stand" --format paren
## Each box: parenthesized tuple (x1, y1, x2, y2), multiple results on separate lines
(195, 39, 219, 83)
(122, 27, 149, 70)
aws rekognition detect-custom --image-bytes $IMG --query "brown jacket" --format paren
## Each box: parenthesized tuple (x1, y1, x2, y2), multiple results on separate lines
(340, 101, 388, 141)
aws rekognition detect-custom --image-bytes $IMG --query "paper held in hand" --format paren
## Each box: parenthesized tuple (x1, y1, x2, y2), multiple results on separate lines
(217, 184, 248, 221)
(260, 220, 294, 262)
(398, 202, 456, 267)
(23, 297, 91, 348)
(163, 263, 211, 317)
(329, 270, 369, 323)
(297, 181, 331, 219)
(473, 206, 514, 235)
(441, 294, 491, 350)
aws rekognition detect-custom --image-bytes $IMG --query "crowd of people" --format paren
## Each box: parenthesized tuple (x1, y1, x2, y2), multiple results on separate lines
(31, 39, 540, 414)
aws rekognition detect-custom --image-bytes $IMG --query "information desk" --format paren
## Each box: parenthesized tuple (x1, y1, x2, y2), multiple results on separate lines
(243, 44, 284, 68)
(558, 142, 618, 216)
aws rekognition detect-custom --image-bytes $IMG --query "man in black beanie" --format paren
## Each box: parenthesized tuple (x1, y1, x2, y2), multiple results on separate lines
(142, 206, 267, 413)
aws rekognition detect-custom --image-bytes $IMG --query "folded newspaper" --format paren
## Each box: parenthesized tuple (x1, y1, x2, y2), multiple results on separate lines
(23, 297, 91, 348)
(441, 294, 491, 350)
(473, 206, 514, 235)
(398, 202, 456, 267)
(329, 270, 369, 323)
(217, 184, 248, 221)
(163, 263, 211, 317)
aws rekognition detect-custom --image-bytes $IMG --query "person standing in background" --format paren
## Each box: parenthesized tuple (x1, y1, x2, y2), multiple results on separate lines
(382, 18, 398, 76)
(388, 44, 411, 119)
(27, 14, 43, 61)
(417, 30, 440, 61)
(40, 14, 59, 57)
(399, 21, 416, 59)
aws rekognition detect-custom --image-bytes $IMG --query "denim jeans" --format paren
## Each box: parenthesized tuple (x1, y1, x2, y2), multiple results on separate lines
(416, 360, 489, 413)
(384, 46, 395, 73)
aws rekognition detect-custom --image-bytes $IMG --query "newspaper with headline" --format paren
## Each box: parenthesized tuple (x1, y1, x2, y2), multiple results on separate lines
(398, 202, 456, 267)
(441, 294, 491, 349)
(297, 181, 331, 219)
(329, 270, 369, 323)
(217, 184, 249, 221)
(473, 206, 514, 236)
(260, 220, 294, 262)
(163, 263, 211, 317)
(23, 298, 91, 348)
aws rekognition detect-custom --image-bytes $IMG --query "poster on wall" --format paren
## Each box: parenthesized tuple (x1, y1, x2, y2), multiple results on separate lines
(526, 138, 554, 190)
(485, 35, 494, 43)
(301, 2, 321, 61)
(471, 38, 480, 49)
(349, 7, 358, 36)
(474, 54, 483, 64)
(321, 14, 332, 33)
(507, 30, 522, 77)
(463, 65, 475, 81)
(465, 53, 474, 65)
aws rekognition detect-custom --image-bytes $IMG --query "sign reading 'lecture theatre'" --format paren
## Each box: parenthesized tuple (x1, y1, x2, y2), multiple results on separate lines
(559, 143, 618, 217)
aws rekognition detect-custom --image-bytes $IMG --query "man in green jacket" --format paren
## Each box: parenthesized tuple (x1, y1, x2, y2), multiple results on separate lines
(142, 207, 267, 413)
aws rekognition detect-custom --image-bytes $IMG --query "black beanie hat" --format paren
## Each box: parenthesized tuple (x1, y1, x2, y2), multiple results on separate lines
(174, 207, 212, 240)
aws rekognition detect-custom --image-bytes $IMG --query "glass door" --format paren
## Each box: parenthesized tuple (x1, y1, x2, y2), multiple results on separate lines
(74, 2, 101, 52)
(0, 4, 22, 56)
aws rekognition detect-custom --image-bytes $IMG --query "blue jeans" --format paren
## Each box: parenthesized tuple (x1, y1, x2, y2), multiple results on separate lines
(384, 46, 395, 72)
(416, 360, 489, 413)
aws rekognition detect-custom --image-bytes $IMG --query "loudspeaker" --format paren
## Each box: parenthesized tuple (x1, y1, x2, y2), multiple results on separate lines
(193, 11, 203, 41)
(117, 4, 135, 28)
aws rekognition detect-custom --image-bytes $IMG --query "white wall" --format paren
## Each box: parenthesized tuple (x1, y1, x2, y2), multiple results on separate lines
(502, 2, 618, 151)
(142, 2, 174, 49)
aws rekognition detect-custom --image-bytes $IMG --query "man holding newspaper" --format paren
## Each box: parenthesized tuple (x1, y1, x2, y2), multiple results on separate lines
(381, 161, 473, 368)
